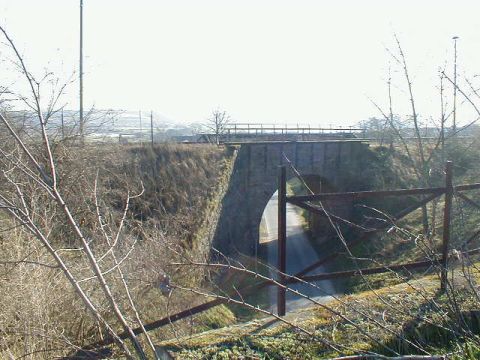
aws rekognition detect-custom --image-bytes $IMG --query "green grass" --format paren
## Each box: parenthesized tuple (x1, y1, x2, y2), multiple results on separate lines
(160, 266, 480, 359)
(195, 305, 237, 332)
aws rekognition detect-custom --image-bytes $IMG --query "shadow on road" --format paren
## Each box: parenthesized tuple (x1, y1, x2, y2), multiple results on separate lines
(259, 194, 339, 312)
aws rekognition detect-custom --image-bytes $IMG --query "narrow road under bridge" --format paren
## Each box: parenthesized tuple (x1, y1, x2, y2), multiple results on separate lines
(260, 192, 337, 311)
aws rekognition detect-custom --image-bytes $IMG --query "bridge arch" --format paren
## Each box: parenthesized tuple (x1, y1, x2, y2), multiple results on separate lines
(257, 173, 339, 235)
(256, 174, 342, 258)
(213, 141, 371, 256)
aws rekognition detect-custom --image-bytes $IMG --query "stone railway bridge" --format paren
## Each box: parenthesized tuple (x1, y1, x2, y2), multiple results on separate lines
(213, 140, 373, 256)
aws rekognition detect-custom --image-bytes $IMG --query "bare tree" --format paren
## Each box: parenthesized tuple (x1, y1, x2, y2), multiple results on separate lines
(205, 108, 232, 145)
(0, 25, 157, 359)
(368, 34, 480, 236)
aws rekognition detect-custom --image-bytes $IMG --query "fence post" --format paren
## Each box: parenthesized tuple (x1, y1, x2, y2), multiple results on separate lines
(441, 160, 453, 291)
(277, 166, 287, 316)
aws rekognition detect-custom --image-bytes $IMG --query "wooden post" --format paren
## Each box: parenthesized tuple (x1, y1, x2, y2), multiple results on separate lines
(441, 161, 453, 291)
(277, 166, 287, 316)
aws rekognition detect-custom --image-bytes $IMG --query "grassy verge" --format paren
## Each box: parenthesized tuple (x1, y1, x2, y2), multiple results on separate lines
(160, 264, 480, 359)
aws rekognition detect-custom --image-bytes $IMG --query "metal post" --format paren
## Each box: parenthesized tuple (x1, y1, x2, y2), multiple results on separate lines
(441, 161, 453, 291)
(277, 166, 287, 316)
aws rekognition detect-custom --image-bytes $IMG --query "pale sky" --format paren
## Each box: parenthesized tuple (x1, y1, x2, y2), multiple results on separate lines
(1, 0, 480, 126)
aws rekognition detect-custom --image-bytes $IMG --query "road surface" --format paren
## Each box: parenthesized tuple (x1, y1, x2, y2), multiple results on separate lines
(260, 192, 336, 311)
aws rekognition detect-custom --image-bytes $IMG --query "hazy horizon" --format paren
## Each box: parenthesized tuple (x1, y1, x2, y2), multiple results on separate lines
(1, 0, 480, 126)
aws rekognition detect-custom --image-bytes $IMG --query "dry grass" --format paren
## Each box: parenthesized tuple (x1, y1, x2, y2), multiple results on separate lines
(0, 142, 237, 358)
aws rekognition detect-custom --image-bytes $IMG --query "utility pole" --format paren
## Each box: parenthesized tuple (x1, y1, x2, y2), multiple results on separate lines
(452, 36, 459, 133)
(79, 0, 84, 145)
(150, 110, 154, 147)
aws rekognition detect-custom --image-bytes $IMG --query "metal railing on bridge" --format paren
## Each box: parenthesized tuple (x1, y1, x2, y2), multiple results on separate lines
(224, 123, 365, 136)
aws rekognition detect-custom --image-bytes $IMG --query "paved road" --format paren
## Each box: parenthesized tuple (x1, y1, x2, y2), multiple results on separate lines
(260, 193, 336, 311)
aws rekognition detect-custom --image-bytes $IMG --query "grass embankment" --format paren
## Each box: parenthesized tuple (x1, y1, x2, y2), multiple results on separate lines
(343, 141, 480, 292)
(161, 268, 480, 359)
(0, 142, 238, 358)
(280, 141, 480, 292)
(109, 143, 240, 337)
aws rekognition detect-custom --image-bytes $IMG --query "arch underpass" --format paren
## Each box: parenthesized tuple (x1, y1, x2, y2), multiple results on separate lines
(213, 140, 372, 256)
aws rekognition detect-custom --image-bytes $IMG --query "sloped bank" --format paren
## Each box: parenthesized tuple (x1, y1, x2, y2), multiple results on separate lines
(159, 269, 480, 359)
(122, 143, 237, 258)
